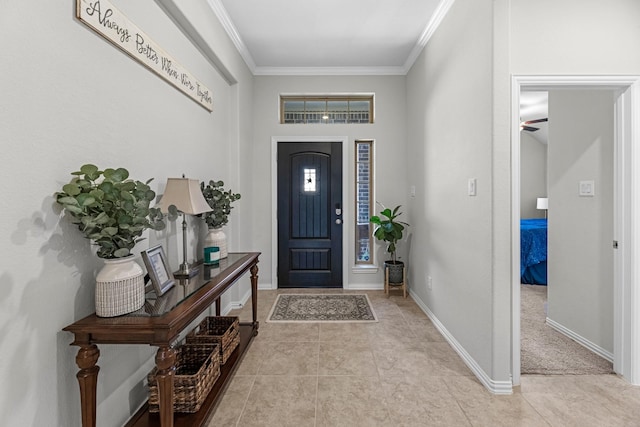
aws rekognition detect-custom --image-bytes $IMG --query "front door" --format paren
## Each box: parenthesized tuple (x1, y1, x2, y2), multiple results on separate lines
(277, 142, 343, 288)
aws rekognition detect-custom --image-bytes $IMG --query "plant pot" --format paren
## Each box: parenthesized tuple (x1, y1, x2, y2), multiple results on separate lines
(384, 260, 405, 284)
(95, 256, 145, 317)
(204, 227, 228, 259)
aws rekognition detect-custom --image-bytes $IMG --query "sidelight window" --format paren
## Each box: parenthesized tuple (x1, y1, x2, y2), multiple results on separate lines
(355, 140, 373, 264)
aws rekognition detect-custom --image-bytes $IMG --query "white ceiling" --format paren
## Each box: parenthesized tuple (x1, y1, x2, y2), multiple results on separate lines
(209, 0, 453, 75)
(520, 91, 549, 144)
(207, 1, 550, 140)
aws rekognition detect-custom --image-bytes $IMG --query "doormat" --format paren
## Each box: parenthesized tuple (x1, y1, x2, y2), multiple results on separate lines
(267, 294, 378, 323)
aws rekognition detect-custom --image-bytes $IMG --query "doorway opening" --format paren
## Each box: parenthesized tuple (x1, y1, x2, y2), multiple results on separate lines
(511, 76, 640, 387)
(271, 136, 349, 289)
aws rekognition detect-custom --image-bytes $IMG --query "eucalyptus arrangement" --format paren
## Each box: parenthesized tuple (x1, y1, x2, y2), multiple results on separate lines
(199, 180, 241, 229)
(56, 164, 166, 259)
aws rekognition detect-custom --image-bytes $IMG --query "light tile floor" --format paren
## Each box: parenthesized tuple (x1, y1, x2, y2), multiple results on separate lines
(207, 289, 640, 426)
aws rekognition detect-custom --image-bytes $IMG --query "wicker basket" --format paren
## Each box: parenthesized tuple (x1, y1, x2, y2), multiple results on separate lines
(186, 316, 240, 364)
(147, 343, 220, 413)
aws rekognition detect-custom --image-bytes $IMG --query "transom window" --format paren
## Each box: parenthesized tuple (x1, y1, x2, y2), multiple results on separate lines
(280, 95, 374, 124)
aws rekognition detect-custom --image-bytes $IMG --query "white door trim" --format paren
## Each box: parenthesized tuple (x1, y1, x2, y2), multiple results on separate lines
(511, 75, 640, 386)
(271, 136, 349, 290)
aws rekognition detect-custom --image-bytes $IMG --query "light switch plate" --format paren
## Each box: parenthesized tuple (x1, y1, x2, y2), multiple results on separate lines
(579, 180, 595, 197)
(468, 178, 477, 196)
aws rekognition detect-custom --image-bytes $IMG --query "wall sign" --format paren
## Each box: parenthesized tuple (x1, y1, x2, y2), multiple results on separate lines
(76, 0, 213, 112)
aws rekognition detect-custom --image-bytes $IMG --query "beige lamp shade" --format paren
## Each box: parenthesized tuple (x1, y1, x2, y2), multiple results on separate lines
(536, 197, 548, 210)
(158, 178, 212, 215)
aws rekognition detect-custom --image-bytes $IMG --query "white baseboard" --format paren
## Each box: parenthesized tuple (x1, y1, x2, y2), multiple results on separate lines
(409, 289, 513, 395)
(546, 317, 614, 362)
(344, 283, 384, 290)
(220, 288, 252, 315)
(258, 282, 275, 290)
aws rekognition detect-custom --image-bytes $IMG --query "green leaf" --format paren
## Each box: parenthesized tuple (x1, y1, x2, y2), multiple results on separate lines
(103, 167, 128, 183)
(118, 214, 133, 225)
(64, 204, 83, 215)
(102, 227, 118, 236)
(113, 248, 130, 258)
(120, 181, 136, 192)
(119, 192, 133, 203)
(98, 181, 114, 193)
(94, 212, 110, 225)
(129, 224, 145, 233)
(89, 188, 104, 201)
(76, 193, 96, 207)
(57, 196, 80, 206)
(80, 164, 99, 176)
(62, 183, 81, 196)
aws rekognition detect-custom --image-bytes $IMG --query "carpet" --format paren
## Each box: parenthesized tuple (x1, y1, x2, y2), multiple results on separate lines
(267, 294, 378, 323)
(521, 284, 614, 375)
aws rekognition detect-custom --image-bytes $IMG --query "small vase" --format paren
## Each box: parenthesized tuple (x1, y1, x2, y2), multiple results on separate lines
(204, 227, 228, 259)
(95, 255, 145, 317)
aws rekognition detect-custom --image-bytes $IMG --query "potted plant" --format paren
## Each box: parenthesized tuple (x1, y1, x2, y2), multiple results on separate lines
(370, 204, 410, 284)
(56, 164, 167, 317)
(199, 180, 241, 259)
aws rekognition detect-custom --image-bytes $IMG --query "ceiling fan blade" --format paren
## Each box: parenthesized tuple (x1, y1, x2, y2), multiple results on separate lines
(521, 125, 539, 132)
(523, 118, 548, 125)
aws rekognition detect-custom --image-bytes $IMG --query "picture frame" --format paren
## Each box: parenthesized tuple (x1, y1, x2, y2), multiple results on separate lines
(141, 245, 175, 296)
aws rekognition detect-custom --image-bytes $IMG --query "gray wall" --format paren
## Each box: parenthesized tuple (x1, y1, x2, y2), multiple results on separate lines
(406, 0, 640, 389)
(510, 0, 640, 75)
(547, 90, 614, 353)
(406, 0, 496, 378)
(0, 1, 254, 425)
(520, 132, 548, 219)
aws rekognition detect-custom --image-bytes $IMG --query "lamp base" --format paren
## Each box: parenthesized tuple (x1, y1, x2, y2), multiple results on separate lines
(173, 264, 200, 279)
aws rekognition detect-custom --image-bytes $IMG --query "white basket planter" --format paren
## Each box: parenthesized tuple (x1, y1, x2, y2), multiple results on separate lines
(95, 256, 145, 317)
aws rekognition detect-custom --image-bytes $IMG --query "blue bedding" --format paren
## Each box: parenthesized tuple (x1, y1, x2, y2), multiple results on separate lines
(521, 218, 547, 285)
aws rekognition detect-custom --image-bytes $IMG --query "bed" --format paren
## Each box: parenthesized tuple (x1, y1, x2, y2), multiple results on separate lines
(521, 218, 547, 285)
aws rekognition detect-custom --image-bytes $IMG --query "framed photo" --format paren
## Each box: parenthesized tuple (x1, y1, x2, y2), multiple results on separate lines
(141, 245, 175, 296)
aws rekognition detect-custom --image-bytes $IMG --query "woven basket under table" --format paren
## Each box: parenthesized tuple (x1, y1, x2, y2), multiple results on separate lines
(186, 316, 240, 364)
(147, 343, 220, 413)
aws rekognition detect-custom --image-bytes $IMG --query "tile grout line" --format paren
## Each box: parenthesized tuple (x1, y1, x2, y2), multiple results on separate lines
(234, 374, 257, 427)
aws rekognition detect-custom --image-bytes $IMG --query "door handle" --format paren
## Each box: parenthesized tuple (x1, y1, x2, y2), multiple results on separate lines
(335, 219, 342, 225)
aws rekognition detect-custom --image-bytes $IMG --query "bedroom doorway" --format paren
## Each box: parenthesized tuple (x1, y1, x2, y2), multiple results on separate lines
(511, 76, 640, 387)
(519, 89, 615, 376)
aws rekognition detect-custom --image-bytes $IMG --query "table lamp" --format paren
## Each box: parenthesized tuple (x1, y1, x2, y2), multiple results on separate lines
(536, 197, 548, 218)
(158, 176, 212, 277)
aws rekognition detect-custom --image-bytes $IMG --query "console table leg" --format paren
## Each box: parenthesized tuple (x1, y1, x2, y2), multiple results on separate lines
(155, 346, 176, 427)
(75, 344, 100, 427)
(250, 263, 259, 335)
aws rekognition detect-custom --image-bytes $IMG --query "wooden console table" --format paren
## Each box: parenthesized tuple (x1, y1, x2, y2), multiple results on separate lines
(63, 252, 260, 427)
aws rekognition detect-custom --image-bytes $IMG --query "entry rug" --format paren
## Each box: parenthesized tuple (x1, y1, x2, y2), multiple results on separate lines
(267, 294, 378, 323)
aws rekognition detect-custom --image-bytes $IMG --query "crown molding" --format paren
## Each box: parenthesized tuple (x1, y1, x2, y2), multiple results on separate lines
(253, 66, 407, 77)
(403, 0, 456, 73)
(208, 0, 456, 77)
(207, 0, 256, 73)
